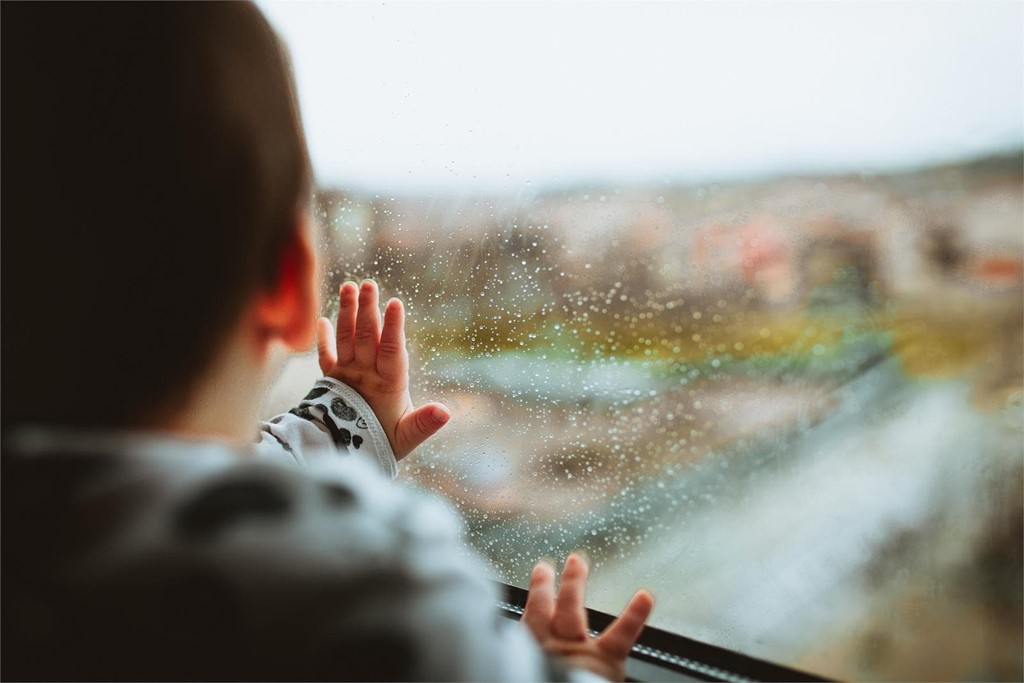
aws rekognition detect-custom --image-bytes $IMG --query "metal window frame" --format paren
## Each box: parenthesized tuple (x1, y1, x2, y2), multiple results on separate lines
(496, 582, 830, 683)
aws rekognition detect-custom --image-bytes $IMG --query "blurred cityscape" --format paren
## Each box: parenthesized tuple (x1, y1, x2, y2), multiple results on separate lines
(266, 151, 1023, 681)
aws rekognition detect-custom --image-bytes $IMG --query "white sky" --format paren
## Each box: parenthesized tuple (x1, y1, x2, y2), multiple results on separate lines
(259, 1, 1023, 192)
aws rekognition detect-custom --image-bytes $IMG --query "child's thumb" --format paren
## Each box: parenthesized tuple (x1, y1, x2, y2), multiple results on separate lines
(316, 317, 337, 373)
(395, 403, 450, 457)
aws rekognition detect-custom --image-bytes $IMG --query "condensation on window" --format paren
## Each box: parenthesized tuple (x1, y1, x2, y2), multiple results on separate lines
(260, 3, 1024, 679)
(266, 167, 1024, 681)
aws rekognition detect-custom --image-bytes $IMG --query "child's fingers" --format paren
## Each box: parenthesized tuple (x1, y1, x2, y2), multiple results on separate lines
(522, 560, 557, 642)
(551, 553, 589, 642)
(316, 317, 338, 374)
(596, 590, 654, 661)
(353, 280, 382, 367)
(378, 298, 408, 380)
(393, 403, 450, 459)
(335, 281, 359, 364)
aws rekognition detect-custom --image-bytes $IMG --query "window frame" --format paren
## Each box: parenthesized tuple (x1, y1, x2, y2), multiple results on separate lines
(495, 582, 828, 682)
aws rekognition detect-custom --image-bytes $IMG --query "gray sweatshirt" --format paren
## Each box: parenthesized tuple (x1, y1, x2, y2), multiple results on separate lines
(3, 377, 595, 681)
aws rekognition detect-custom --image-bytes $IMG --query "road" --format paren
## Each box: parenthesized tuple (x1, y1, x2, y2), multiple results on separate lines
(562, 363, 1020, 676)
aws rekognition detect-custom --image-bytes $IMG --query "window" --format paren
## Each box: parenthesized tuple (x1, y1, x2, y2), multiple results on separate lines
(261, 3, 1023, 680)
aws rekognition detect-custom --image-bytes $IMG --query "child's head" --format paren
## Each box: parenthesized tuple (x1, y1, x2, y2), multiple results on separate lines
(2, 2, 313, 430)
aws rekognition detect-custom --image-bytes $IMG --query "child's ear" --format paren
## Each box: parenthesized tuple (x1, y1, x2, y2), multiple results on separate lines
(254, 213, 318, 351)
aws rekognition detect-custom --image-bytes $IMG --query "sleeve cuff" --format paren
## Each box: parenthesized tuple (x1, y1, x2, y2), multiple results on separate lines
(313, 377, 398, 480)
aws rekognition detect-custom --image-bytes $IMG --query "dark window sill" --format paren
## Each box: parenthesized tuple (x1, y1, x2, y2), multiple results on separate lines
(495, 582, 830, 683)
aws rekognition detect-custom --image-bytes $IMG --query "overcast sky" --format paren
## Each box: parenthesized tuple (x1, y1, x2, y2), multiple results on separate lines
(260, 1, 1023, 192)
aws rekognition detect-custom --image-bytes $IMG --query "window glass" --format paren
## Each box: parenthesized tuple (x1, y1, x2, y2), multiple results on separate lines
(261, 3, 1023, 680)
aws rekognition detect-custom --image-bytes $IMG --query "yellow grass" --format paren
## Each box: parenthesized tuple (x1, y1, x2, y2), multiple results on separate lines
(412, 301, 1018, 382)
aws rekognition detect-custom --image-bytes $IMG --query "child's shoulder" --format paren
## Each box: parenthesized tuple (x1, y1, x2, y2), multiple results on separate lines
(4, 431, 500, 679)
(7, 429, 465, 560)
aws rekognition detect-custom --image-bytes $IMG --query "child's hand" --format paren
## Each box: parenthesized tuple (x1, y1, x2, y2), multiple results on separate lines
(316, 279, 450, 461)
(522, 553, 654, 682)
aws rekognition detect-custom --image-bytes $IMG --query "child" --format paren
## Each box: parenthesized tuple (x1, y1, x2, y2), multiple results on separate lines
(1, 3, 653, 681)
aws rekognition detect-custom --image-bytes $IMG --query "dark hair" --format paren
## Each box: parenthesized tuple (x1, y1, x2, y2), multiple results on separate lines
(2, 2, 312, 429)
